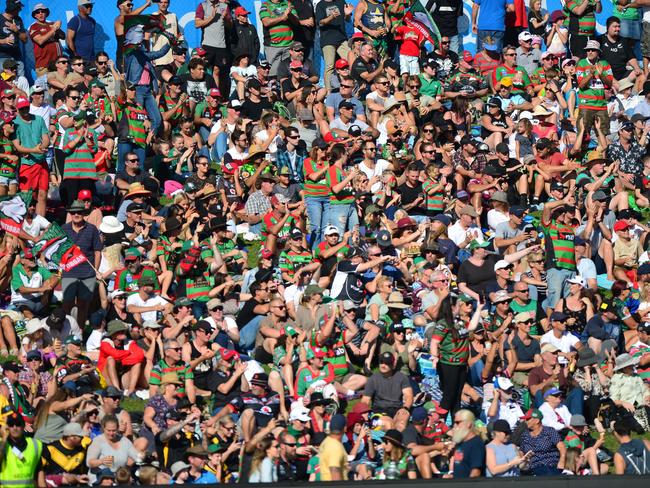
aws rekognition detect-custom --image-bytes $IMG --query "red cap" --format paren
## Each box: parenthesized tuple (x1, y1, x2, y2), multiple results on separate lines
(289, 60, 303, 69)
(234, 6, 250, 15)
(335, 59, 349, 70)
(15, 97, 29, 109)
(614, 220, 630, 232)
(351, 402, 371, 414)
(77, 189, 92, 201)
(22, 250, 35, 260)
(195, 47, 207, 57)
(462, 50, 474, 63)
(351, 32, 365, 41)
(310, 347, 326, 358)
(223, 162, 236, 174)
(221, 349, 239, 361)
(260, 248, 274, 259)
(208, 88, 221, 98)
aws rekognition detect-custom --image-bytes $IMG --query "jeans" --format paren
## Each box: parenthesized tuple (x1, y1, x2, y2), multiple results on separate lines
(543, 267, 575, 309)
(210, 131, 229, 162)
(477, 30, 505, 52)
(328, 203, 358, 235)
(239, 315, 264, 352)
(190, 301, 207, 320)
(449, 33, 464, 55)
(117, 142, 146, 173)
(135, 85, 162, 136)
(305, 196, 330, 247)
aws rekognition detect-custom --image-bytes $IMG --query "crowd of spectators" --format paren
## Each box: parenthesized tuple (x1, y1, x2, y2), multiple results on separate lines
(1, 0, 650, 484)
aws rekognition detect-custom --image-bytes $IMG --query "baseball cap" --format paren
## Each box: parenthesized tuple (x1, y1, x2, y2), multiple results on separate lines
(64, 335, 82, 346)
(234, 6, 250, 15)
(570, 414, 587, 427)
(614, 220, 630, 232)
(543, 387, 562, 398)
(124, 247, 142, 261)
(462, 50, 474, 63)
(520, 408, 544, 420)
(510, 206, 526, 218)
(518, 31, 533, 42)
(638, 262, 650, 276)
(592, 190, 608, 202)
(638, 322, 650, 334)
(494, 376, 514, 391)
(540, 51, 555, 60)
(290, 60, 303, 70)
(541, 343, 559, 354)
(550, 311, 567, 321)
(323, 224, 340, 236)
(411, 407, 428, 423)
(16, 97, 29, 109)
(433, 214, 451, 226)
(561, 58, 576, 68)
(260, 247, 274, 260)
(492, 419, 512, 435)
(335, 59, 349, 69)
(494, 260, 512, 271)
(378, 351, 395, 365)
(208, 88, 221, 98)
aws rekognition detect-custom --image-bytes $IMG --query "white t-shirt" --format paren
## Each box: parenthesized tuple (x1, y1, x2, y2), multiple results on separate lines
(540, 330, 580, 365)
(487, 209, 509, 232)
(448, 222, 485, 247)
(22, 216, 50, 243)
(358, 159, 390, 193)
(126, 293, 168, 323)
(539, 402, 572, 430)
(204, 315, 238, 334)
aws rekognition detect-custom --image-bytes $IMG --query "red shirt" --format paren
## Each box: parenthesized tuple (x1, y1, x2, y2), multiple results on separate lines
(395, 25, 424, 57)
(29, 22, 62, 70)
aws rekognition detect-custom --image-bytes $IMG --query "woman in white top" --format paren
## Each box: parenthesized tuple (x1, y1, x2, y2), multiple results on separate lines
(230, 54, 258, 99)
(539, 387, 572, 430)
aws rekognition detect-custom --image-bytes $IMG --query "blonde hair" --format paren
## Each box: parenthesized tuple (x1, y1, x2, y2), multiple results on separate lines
(138, 466, 159, 485)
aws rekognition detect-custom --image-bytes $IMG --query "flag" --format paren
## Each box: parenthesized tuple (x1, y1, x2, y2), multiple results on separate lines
(0, 192, 31, 236)
(32, 223, 88, 272)
(404, 0, 441, 46)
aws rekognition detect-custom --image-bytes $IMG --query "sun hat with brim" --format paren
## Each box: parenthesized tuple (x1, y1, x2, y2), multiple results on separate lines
(185, 446, 209, 459)
(245, 145, 267, 161)
(460, 206, 479, 217)
(106, 320, 129, 336)
(492, 290, 512, 303)
(382, 99, 402, 114)
(164, 216, 183, 234)
(125, 182, 151, 199)
(98, 216, 124, 234)
(567, 276, 586, 287)
(66, 200, 88, 213)
(196, 184, 218, 200)
(570, 414, 587, 427)
(618, 78, 635, 92)
(469, 240, 490, 251)
(384, 429, 405, 447)
(532, 105, 553, 117)
(386, 292, 409, 309)
(304, 284, 324, 297)
(576, 346, 598, 367)
(585, 40, 601, 51)
(308, 392, 330, 406)
(208, 443, 227, 454)
(586, 149, 607, 165)
(25, 318, 49, 335)
(170, 461, 190, 478)
(31, 3, 49, 17)
(490, 191, 509, 204)
(614, 353, 640, 371)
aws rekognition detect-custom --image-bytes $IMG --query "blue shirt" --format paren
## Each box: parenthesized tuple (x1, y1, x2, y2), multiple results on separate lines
(474, 0, 514, 31)
(61, 222, 102, 279)
(67, 15, 96, 61)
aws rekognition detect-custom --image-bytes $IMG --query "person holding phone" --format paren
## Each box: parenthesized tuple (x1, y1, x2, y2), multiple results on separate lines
(485, 419, 531, 476)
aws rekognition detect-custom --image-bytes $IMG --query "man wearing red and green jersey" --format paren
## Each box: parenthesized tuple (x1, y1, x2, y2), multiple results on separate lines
(279, 228, 314, 282)
(114, 248, 160, 293)
(563, 0, 600, 57)
(259, 0, 298, 76)
(326, 163, 358, 235)
(294, 346, 337, 397)
(541, 199, 577, 309)
(492, 46, 532, 96)
(313, 225, 349, 277)
(576, 40, 612, 136)
(629, 323, 650, 383)
(150, 341, 195, 401)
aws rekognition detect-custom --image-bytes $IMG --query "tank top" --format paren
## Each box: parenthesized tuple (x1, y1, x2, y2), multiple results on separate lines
(486, 442, 520, 477)
(481, 113, 508, 139)
(189, 340, 214, 381)
(361, 0, 385, 31)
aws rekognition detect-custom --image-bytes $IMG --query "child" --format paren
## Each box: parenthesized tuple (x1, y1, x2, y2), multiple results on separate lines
(528, 0, 548, 37)
(167, 133, 195, 181)
(395, 19, 425, 82)
(514, 117, 536, 160)
(546, 10, 569, 58)
(0, 119, 18, 196)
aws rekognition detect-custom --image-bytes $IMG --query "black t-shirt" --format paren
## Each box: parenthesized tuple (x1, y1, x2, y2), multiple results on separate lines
(598, 35, 633, 80)
(181, 73, 217, 104)
(334, 260, 366, 304)
(402, 424, 435, 446)
(397, 181, 426, 216)
(240, 98, 273, 122)
(155, 430, 200, 470)
(430, 0, 462, 36)
(281, 78, 311, 102)
(457, 254, 501, 300)
(315, 0, 348, 47)
(452, 435, 485, 478)
(236, 298, 263, 329)
(212, 369, 243, 408)
(351, 56, 377, 90)
(105, 307, 138, 327)
(504, 334, 541, 363)
(429, 50, 459, 80)
(291, 0, 316, 43)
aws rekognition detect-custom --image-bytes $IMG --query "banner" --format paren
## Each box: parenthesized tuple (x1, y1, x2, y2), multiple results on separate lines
(405, 0, 441, 47)
(0, 192, 31, 236)
(32, 222, 88, 272)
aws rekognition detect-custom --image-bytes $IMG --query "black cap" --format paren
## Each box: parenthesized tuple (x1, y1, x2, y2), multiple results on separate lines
(535, 137, 553, 150)
(168, 75, 181, 85)
(638, 262, 650, 276)
(347, 247, 367, 259)
(126, 202, 145, 213)
(492, 419, 512, 435)
(246, 78, 262, 91)
(338, 100, 355, 110)
(312, 137, 328, 149)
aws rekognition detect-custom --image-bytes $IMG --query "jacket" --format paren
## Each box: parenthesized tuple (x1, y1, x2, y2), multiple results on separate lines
(230, 20, 260, 62)
(124, 43, 171, 93)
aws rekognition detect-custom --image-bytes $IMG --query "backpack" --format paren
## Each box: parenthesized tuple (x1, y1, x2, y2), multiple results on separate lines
(618, 439, 650, 475)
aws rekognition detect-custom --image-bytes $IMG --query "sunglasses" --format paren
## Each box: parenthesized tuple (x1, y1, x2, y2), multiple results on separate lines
(72, 63, 84, 67)
(114, 296, 126, 300)
(516, 289, 530, 293)
(210, 306, 223, 312)
(69, 96, 81, 100)
(341, 85, 354, 89)
(504, 53, 516, 57)
(57, 60, 69, 64)
(127, 158, 139, 162)
(97, 61, 107, 65)
(423, 128, 434, 133)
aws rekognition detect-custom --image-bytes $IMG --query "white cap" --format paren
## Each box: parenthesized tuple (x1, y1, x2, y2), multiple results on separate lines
(567, 276, 586, 287)
(518, 31, 533, 42)
(289, 401, 311, 422)
(494, 376, 514, 391)
(324, 225, 340, 236)
(494, 260, 512, 271)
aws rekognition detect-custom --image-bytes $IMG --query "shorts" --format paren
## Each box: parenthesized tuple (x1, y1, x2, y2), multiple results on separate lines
(0, 175, 17, 186)
(399, 54, 420, 75)
(19, 161, 49, 192)
(61, 276, 97, 303)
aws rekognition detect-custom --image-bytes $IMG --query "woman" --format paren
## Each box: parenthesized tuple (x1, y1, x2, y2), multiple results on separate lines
(34, 388, 94, 444)
(481, 98, 513, 150)
(307, 391, 331, 434)
(443, 96, 471, 139)
(326, 143, 358, 235)
(485, 419, 529, 477)
(381, 322, 416, 376)
(248, 437, 280, 483)
(303, 139, 330, 246)
(377, 100, 416, 147)
(487, 193, 510, 232)
(21, 319, 55, 365)
(554, 276, 593, 336)
(344, 412, 376, 479)
(413, 121, 436, 160)
(468, 325, 488, 387)
(229, 54, 257, 99)
(86, 414, 143, 483)
(139, 373, 181, 451)
(572, 347, 609, 423)
(365, 276, 393, 323)
(431, 296, 483, 413)
(521, 251, 548, 305)
(97, 216, 125, 310)
(539, 388, 572, 431)
(378, 429, 417, 479)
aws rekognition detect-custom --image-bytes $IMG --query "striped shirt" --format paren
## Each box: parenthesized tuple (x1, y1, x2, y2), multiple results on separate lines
(576, 58, 612, 111)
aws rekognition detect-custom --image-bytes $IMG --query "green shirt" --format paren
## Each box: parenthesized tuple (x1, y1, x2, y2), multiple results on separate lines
(576, 58, 613, 111)
(13, 114, 48, 166)
(259, 0, 297, 47)
(431, 320, 470, 365)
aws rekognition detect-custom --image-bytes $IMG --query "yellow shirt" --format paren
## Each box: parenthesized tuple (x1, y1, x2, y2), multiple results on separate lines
(318, 435, 348, 481)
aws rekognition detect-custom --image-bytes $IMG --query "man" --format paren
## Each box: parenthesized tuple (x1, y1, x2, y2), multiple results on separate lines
(277, 41, 318, 83)
(183, 446, 217, 484)
(324, 77, 365, 122)
(599, 16, 643, 83)
(331, 247, 392, 303)
(518, 408, 566, 475)
(276, 126, 307, 184)
(629, 321, 650, 383)
(330, 100, 370, 136)
(528, 343, 569, 404)
(397, 163, 427, 224)
(540, 311, 582, 365)
(318, 414, 348, 480)
(485, 377, 525, 428)
(244, 172, 275, 233)
(58, 334, 98, 392)
(448, 206, 484, 248)
(0, 411, 45, 486)
(10, 249, 58, 314)
(494, 206, 533, 252)
(316, 0, 354, 90)
(574, 237, 598, 289)
(430, 0, 463, 54)
(29, 85, 52, 128)
(530, 52, 558, 92)
(194, 0, 232, 92)
(28, 3, 64, 75)
(149, 339, 196, 402)
(361, 351, 413, 416)
(492, 45, 531, 96)
(259, 0, 298, 76)
(451, 409, 485, 478)
(516, 30, 541, 76)
(607, 120, 645, 178)
(541, 198, 577, 309)
(583, 300, 620, 353)
(66, 0, 96, 61)
(576, 40, 613, 137)
(98, 386, 134, 437)
(61, 199, 101, 332)
(150, 0, 181, 76)
(351, 42, 383, 95)
(155, 410, 201, 470)
(42, 423, 89, 485)
(230, 6, 260, 62)
(12, 95, 49, 216)
(0, 0, 27, 76)
(451, 135, 487, 189)
(564, 0, 601, 58)
(277, 431, 299, 481)
(471, 0, 515, 52)
(445, 51, 489, 101)
(126, 274, 170, 323)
